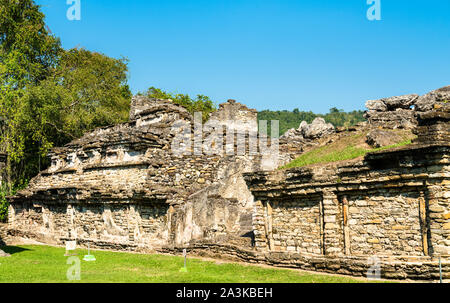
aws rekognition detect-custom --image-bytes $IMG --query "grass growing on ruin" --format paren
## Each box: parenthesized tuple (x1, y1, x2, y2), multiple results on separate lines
(281, 132, 412, 170)
(0, 245, 371, 283)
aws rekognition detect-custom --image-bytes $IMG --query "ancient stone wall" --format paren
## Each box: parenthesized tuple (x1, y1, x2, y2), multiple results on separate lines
(7, 96, 286, 251)
(209, 99, 258, 132)
(5, 89, 450, 280)
(243, 106, 450, 279)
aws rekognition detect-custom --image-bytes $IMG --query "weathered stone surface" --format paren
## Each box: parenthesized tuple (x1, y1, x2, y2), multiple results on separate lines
(243, 105, 450, 279)
(299, 118, 335, 140)
(414, 104, 450, 145)
(366, 129, 402, 148)
(364, 86, 449, 129)
(382, 94, 419, 110)
(281, 118, 336, 142)
(5, 90, 450, 280)
(6, 96, 299, 252)
(279, 128, 303, 141)
(366, 94, 418, 112)
(209, 99, 258, 132)
(365, 99, 388, 111)
(415, 86, 450, 112)
(0, 223, 10, 257)
(364, 109, 416, 129)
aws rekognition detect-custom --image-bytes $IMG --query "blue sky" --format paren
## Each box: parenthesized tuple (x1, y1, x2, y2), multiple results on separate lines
(37, 0, 450, 113)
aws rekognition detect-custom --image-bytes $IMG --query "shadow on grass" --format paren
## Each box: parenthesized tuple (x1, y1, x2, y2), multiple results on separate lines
(0, 246, 32, 255)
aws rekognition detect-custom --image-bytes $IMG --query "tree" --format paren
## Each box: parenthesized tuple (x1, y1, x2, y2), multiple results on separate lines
(258, 108, 365, 137)
(145, 87, 216, 122)
(0, 0, 62, 192)
(27, 48, 131, 143)
(0, 1, 132, 190)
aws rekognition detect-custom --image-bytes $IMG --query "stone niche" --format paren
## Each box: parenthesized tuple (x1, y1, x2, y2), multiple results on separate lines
(343, 189, 424, 256)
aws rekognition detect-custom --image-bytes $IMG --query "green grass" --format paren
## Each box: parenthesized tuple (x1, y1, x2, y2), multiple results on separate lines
(0, 245, 369, 283)
(281, 133, 412, 169)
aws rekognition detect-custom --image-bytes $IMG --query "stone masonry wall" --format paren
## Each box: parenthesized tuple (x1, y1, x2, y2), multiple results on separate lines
(6, 90, 450, 280)
(270, 197, 322, 254)
(345, 189, 423, 256)
(243, 106, 450, 279)
(7, 96, 287, 252)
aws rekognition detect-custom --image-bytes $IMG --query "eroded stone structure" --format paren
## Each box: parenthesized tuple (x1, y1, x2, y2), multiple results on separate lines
(364, 85, 450, 129)
(6, 97, 287, 251)
(5, 88, 450, 280)
(242, 105, 450, 279)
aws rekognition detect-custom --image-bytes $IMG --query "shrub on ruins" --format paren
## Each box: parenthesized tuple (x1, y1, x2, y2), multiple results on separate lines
(0, 0, 132, 191)
(144, 87, 216, 122)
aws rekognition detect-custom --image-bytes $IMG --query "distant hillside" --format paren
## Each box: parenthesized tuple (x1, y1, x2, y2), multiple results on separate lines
(257, 108, 365, 137)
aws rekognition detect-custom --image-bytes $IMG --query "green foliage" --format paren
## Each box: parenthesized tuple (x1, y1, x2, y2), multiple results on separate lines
(0, 190, 7, 222)
(0, 180, 28, 222)
(282, 145, 368, 169)
(0, 0, 62, 86)
(25, 48, 131, 144)
(281, 136, 412, 169)
(144, 87, 216, 122)
(0, 1, 132, 189)
(0, 0, 62, 190)
(258, 108, 365, 137)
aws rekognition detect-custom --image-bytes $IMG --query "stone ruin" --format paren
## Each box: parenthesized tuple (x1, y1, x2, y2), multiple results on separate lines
(6, 97, 297, 251)
(364, 85, 450, 129)
(209, 99, 258, 132)
(243, 103, 449, 279)
(4, 86, 450, 279)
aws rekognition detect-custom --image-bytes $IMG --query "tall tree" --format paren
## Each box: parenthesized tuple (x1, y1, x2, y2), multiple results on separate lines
(0, 0, 62, 191)
(17, 48, 132, 183)
(0, 1, 132, 189)
(26, 49, 131, 143)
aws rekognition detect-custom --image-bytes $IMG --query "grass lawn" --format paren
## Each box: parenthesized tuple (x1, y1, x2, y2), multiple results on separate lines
(0, 245, 371, 283)
(281, 131, 413, 169)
